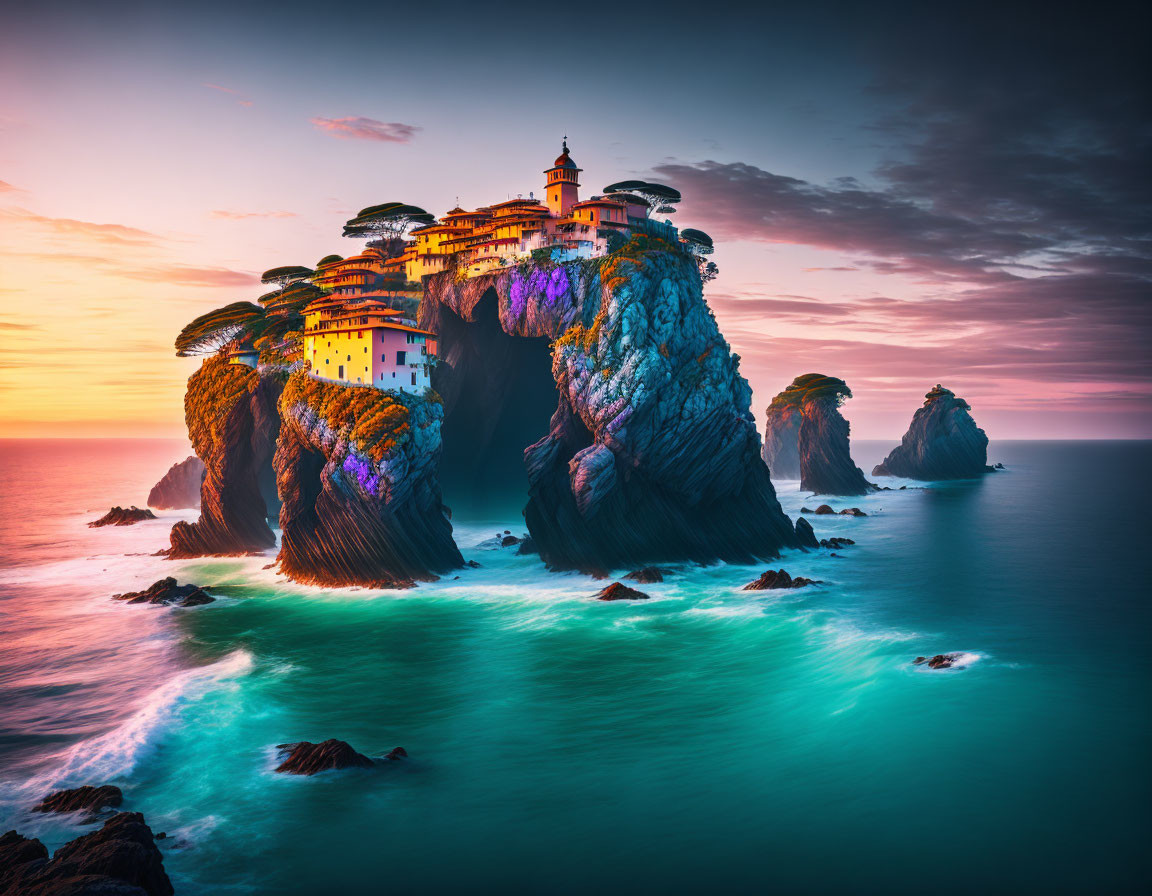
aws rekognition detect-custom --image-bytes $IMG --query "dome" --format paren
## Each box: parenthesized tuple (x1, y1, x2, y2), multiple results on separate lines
(552, 138, 577, 168)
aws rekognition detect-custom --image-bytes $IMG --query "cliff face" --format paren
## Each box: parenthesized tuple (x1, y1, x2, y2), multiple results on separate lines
(423, 237, 798, 571)
(147, 455, 206, 509)
(873, 385, 991, 479)
(762, 403, 802, 479)
(168, 357, 282, 558)
(274, 372, 462, 587)
(765, 374, 873, 496)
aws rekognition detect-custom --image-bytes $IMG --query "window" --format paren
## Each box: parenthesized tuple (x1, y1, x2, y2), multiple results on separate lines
(411, 372, 417, 386)
(338, 365, 344, 378)
(347, 355, 351, 361)
(381, 354, 386, 362)
(364, 347, 367, 353)
(397, 351, 406, 365)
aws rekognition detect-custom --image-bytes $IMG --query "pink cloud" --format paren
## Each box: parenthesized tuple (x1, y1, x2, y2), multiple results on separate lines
(0, 180, 23, 194)
(203, 83, 239, 94)
(211, 209, 297, 220)
(310, 116, 420, 143)
(112, 264, 260, 287)
(2, 208, 160, 246)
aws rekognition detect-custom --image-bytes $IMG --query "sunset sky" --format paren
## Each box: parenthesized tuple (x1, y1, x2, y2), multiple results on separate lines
(1, 0, 1148, 439)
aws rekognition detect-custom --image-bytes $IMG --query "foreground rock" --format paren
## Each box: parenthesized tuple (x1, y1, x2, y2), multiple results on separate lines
(874, 385, 994, 480)
(764, 374, 874, 496)
(33, 785, 122, 820)
(0, 812, 173, 896)
(595, 582, 650, 601)
(275, 373, 463, 588)
(742, 569, 821, 590)
(274, 739, 375, 775)
(147, 455, 206, 510)
(913, 653, 965, 669)
(625, 566, 666, 584)
(169, 357, 282, 558)
(424, 239, 798, 573)
(112, 578, 214, 607)
(89, 506, 156, 528)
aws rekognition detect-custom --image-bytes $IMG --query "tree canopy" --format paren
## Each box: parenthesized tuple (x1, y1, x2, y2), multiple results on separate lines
(680, 228, 714, 253)
(175, 301, 266, 356)
(343, 203, 435, 244)
(603, 181, 681, 218)
(261, 266, 314, 289)
(316, 254, 343, 267)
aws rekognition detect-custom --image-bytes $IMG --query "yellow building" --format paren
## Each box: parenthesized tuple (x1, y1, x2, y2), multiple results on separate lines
(303, 298, 436, 392)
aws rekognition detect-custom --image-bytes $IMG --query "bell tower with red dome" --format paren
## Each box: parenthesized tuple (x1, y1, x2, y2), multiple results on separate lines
(544, 138, 581, 217)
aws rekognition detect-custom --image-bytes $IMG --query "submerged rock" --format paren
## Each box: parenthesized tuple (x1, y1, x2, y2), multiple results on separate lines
(275, 374, 462, 588)
(742, 569, 821, 590)
(595, 582, 650, 601)
(873, 385, 992, 480)
(913, 653, 965, 670)
(764, 374, 873, 496)
(33, 785, 123, 820)
(383, 747, 408, 761)
(274, 739, 375, 775)
(168, 358, 282, 558)
(625, 566, 666, 584)
(146, 456, 206, 510)
(819, 537, 855, 549)
(112, 577, 214, 607)
(0, 812, 173, 896)
(423, 240, 798, 572)
(89, 506, 156, 528)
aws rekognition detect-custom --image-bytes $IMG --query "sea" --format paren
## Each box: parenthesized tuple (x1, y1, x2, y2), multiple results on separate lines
(0, 438, 1149, 894)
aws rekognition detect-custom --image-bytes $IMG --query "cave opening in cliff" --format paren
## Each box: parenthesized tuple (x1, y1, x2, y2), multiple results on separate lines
(435, 287, 587, 521)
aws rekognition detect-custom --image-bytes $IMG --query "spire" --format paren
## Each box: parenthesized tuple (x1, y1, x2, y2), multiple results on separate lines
(562, 136, 568, 154)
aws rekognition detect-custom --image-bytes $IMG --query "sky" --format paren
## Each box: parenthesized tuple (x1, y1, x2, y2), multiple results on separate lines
(1, 0, 1149, 439)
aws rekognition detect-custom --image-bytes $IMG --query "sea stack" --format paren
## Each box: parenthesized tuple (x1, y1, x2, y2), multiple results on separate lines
(763, 374, 873, 496)
(873, 385, 992, 480)
(147, 455, 206, 509)
(423, 238, 799, 572)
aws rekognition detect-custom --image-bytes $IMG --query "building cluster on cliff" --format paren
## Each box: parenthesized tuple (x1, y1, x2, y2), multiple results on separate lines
(205, 140, 712, 396)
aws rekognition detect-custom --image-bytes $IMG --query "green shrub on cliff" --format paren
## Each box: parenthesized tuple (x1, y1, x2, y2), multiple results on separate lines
(769, 373, 853, 410)
(281, 372, 412, 463)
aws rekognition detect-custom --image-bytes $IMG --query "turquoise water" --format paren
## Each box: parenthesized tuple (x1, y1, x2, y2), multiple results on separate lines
(1, 439, 1150, 893)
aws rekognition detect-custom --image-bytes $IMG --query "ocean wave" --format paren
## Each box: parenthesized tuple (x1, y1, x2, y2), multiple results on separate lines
(17, 649, 254, 795)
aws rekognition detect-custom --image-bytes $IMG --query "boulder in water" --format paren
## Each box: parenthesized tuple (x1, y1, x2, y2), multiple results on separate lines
(0, 812, 173, 896)
(742, 569, 821, 590)
(819, 537, 855, 549)
(274, 739, 375, 775)
(112, 577, 214, 607)
(913, 652, 965, 669)
(89, 506, 156, 528)
(873, 385, 992, 480)
(595, 582, 650, 601)
(147, 456, 206, 510)
(33, 785, 123, 820)
(625, 566, 666, 583)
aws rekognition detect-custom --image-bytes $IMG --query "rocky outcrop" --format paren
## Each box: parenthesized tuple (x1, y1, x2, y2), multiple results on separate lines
(168, 357, 282, 558)
(762, 400, 802, 479)
(795, 518, 819, 548)
(764, 374, 873, 496)
(89, 506, 156, 528)
(423, 236, 798, 572)
(820, 537, 855, 549)
(742, 569, 821, 590)
(275, 739, 374, 775)
(595, 582, 650, 601)
(147, 456, 205, 509)
(873, 385, 992, 480)
(274, 373, 462, 587)
(112, 578, 213, 607)
(0, 812, 173, 896)
(801, 504, 866, 517)
(33, 785, 122, 820)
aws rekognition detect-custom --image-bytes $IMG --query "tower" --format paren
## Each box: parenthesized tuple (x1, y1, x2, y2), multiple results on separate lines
(544, 138, 581, 217)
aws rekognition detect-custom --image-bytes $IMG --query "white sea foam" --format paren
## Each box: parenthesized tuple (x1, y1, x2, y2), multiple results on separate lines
(18, 649, 254, 795)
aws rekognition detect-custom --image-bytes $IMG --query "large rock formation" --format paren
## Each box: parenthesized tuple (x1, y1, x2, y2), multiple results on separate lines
(762, 398, 802, 479)
(274, 372, 462, 587)
(0, 812, 173, 896)
(168, 357, 283, 558)
(873, 385, 992, 480)
(764, 374, 873, 496)
(147, 455, 205, 509)
(422, 234, 798, 571)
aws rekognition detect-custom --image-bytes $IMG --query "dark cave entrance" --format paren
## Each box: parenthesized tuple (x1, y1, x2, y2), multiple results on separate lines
(435, 287, 574, 522)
